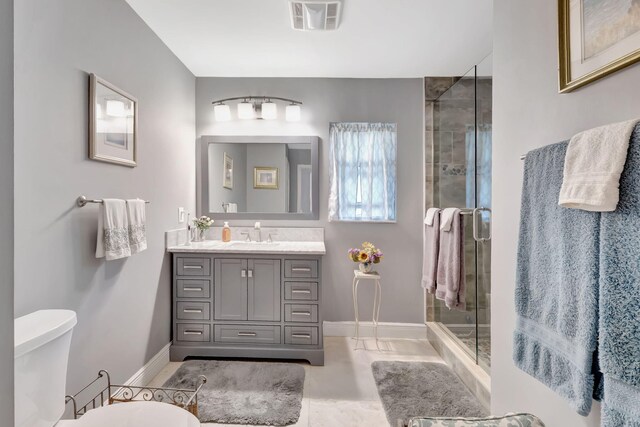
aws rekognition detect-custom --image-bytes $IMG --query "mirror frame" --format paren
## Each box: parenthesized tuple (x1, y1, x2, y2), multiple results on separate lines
(199, 135, 320, 220)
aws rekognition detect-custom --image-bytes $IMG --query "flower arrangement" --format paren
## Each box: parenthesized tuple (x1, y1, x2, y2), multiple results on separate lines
(348, 242, 383, 273)
(193, 216, 214, 231)
(192, 216, 214, 241)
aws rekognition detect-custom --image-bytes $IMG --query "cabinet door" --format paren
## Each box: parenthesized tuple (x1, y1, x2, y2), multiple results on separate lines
(215, 258, 248, 321)
(248, 259, 281, 322)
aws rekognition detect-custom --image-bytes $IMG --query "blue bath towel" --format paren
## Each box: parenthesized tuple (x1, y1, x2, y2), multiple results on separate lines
(599, 124, 640, 426)
(514, 141, 600, 416)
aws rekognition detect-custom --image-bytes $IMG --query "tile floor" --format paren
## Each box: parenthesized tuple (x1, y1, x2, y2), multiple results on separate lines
(147, 337, 446, 427)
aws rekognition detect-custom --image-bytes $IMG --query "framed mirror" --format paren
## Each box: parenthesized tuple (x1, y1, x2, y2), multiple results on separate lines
(199, 135, 319, 220)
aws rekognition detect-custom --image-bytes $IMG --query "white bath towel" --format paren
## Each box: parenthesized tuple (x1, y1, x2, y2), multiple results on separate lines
(96, 199, 131, 260)
(559, 119, 638, 211)
(439, 207, 458, 232)
(436, 208, 466, 310)
(126, 199, 147, 255)
(422, 208, 441, 292)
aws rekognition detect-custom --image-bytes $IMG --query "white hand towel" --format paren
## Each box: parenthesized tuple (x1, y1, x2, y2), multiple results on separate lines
(422, 208, 441, 292)
(96, 199, 131, 260)
(126, 199, 147, 255)
(424, 207, 439, 226)
(440, 207, 458, 232)
(559, 119, 638, 211)
(227, 203, 238, 213)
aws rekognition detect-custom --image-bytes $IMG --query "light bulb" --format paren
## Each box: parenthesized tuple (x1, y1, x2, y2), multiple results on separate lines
(237, 102, 255, 120)
(286, 104, 301, 122)
(214, 104, 231, 121)
(261, 102, 278, 120)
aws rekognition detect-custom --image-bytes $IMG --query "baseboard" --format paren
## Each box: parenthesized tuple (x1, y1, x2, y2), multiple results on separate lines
(111, 342, 171, 399)
(323, 321, 427, 339)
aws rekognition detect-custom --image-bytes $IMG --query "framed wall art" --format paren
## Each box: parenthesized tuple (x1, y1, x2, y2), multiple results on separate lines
(253, 167, 279, 190)
(89, 74, 138, 166)
(559, 0, 640, 92)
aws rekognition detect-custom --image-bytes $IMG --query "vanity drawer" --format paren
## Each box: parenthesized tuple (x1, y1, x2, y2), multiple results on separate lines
(284, 260, 318, 278)
(214, 325, 281, 345)
(176, 279, 211, 299)
(176, 257, 211, 276)
(285, 326, 319, 346)
(284, 304, 319, 323)
(176, 324, 211, 342)
(176, 302, 210, 321)
(284, 282, 318, 301)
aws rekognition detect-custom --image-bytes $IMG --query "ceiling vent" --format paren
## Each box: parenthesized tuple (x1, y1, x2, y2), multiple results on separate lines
(289, 1, 342, 31)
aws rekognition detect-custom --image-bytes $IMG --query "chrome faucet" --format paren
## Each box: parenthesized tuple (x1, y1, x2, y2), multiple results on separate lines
(240, 231, 251, 242)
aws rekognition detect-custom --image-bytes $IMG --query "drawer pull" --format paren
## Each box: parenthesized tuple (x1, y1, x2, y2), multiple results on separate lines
(183, 287, 202, 292)
(183, 330, 203, 335)
(292, 333, 311, 339)
(292, 267, 311, 272)
(237, 332, 257, 337)
(183, 265, 202, 269)
(292, 311, 311, 316)
(183, 308, 203, 313)
(292, 289, 311, 294)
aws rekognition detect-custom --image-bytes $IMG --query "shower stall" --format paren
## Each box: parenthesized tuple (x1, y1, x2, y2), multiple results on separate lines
(425, 54, 492, 373)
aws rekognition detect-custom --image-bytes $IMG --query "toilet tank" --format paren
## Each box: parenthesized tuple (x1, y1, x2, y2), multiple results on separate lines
(14, 310, 77, 427)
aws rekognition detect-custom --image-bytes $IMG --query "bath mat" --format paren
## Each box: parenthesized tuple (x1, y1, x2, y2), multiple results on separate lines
(371, 361, 487, 426)
(163, 360, 305, 425)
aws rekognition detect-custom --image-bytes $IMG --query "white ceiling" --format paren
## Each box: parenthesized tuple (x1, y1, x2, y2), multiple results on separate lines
(126, 0, 493, 78)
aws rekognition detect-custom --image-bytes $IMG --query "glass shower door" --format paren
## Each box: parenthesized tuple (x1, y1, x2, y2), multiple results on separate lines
(431, 56, 492, 371)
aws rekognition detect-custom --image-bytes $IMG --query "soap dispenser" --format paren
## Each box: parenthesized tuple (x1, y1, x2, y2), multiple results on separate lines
(222, 222, 231, 242)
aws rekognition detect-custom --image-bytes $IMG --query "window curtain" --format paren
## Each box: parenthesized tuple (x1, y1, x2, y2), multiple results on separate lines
(328, 122, 397, 222)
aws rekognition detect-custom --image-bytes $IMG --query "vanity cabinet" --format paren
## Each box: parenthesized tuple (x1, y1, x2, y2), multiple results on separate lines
(214, 258, 280, 322)
(171, 253, 323, 365)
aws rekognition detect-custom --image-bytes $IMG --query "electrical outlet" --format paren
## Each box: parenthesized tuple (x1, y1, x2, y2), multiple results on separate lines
(178, 207, 186, 223)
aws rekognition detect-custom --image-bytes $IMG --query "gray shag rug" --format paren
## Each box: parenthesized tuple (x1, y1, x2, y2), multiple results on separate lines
(371, 361, 487, 426)
(163, 360, 305, 425)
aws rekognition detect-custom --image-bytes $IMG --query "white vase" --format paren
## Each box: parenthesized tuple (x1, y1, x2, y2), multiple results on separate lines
(359, 262, 373, 273)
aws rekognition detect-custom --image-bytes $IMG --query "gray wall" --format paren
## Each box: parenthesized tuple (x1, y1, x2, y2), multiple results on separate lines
(208, 143, 247, 212)
(492, 1, 640, 425)
(196, 78, 424, 323)
(0, 0, 14, 422)
(14, 0, 196, 395)
(246, 144, 288, 213)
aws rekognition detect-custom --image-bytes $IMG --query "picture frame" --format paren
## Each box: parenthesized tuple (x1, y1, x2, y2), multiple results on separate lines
(559, 0, 640, 93)
(89, 74, 138, 166)
(254, 167, 279, 190)
(223, 152, 233, 189)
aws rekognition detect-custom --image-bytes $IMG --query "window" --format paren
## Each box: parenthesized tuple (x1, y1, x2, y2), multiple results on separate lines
(328, 122, 397, 222)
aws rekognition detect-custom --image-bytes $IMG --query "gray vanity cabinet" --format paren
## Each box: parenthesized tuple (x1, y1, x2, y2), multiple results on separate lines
(171, 253, 324, 366)
(214, 258, 280, 322)
(247, 259, 281, 322)
(214, 259, 248, 321)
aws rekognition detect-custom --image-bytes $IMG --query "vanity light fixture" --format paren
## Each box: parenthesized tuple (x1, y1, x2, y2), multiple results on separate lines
(213, 103, 231, 121)
(237, 101, 256, 120)
(211, 96, 303, 122)
(286, 104, 301, 122)
(261, 101, 278, 120)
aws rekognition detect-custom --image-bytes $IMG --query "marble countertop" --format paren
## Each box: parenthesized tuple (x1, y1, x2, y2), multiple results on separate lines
(167, 240, 326, 255)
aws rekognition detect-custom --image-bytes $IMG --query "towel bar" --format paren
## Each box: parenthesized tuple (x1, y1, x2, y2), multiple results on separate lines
(76, 195, 150, 207)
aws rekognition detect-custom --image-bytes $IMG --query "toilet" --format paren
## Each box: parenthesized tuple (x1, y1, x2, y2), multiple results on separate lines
(14, 310, 200, 427)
